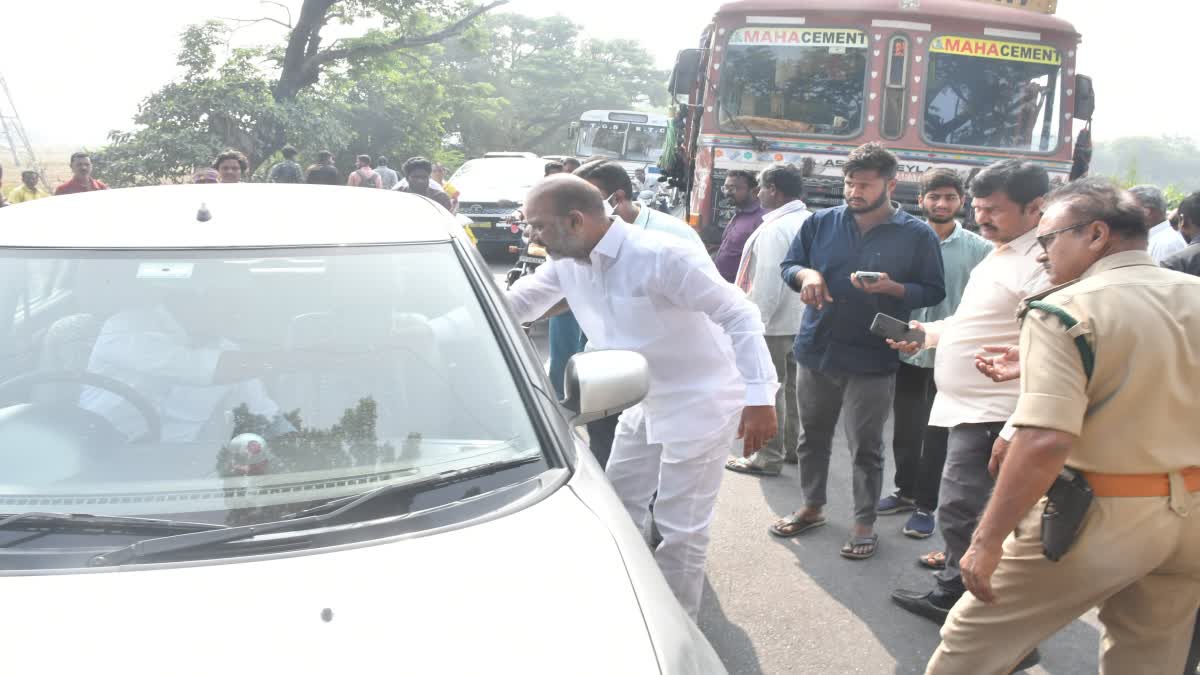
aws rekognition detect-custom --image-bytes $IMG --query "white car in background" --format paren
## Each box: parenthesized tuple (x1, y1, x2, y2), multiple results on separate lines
(0, 184, 726, 674)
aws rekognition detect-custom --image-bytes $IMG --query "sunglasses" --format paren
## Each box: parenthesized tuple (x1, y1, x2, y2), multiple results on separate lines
(1037, 221, 1090, 252)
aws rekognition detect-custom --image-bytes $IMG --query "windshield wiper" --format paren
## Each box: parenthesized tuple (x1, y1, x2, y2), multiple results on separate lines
(88, 456, 543, 568)
(0, 512, 227, 536)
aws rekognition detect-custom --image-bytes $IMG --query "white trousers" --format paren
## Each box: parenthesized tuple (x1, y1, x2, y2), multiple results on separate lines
(604, 404, 739, 619)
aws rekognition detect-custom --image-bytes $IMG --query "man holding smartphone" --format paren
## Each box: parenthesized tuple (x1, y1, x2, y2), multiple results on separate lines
(773, 143, 945, 561)
(887, 161, 1051, 647)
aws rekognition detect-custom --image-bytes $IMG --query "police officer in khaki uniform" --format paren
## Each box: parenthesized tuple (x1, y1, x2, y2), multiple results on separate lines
(925, 178, 1200, 675)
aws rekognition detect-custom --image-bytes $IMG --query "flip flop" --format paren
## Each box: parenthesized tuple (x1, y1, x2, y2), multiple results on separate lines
(840, 533, 879, 560)
(918, 550, 947, 570)
(768, 512, 827, 538)
(725, 457, 781, 477)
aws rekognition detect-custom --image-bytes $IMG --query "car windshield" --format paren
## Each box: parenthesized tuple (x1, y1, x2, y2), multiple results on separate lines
(575, 121, 628, 159)
(448, 159, 546, 199)
(625, 124, 667, 163)
(924, 36, 1064, 152)
(719, 27, 869, 137)
(0, 244, 545, 530)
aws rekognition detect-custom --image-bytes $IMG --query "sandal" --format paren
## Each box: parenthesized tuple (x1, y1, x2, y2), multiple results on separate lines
(840, 533, 879, 560)
(768, 511, 827, 538)
(726, 456, 781, 476)
(918, 550, 947, 570)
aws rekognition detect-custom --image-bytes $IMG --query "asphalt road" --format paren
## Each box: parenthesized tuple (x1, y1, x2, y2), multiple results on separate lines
(487, 260, 1101, 675)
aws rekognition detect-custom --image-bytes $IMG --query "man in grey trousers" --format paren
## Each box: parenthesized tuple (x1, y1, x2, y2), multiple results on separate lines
(726, 163, 811, 477)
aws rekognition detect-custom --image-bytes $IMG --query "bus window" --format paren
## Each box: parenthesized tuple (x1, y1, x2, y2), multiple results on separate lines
(924, 36, 1063, 152)
(882, 36, 910, 139)
(718, 27, 869, 138)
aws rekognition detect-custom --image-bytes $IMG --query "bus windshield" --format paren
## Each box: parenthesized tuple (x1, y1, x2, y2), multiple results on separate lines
(575, 121, 666, 163)
(576, 121, 628, 159)
(625, 124, 667, 163)
(719, 27, 869, 138)
(924, 36, 1064, 152)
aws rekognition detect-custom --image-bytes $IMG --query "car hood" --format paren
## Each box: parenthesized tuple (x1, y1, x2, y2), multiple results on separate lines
(0, 488, 661, 674)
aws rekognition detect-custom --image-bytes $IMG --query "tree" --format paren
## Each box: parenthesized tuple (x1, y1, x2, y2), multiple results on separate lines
(96, 0, 506, 185)
(443, 13, 670, 157)
(1094, 135, 1200, 195)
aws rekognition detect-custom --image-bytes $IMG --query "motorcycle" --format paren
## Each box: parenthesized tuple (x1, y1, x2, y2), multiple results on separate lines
(503, 211, 547, 290)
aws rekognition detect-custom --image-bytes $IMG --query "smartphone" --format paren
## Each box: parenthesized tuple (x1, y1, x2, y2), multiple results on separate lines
(855, 271, 883, 284)
(870, 313, 925, 345)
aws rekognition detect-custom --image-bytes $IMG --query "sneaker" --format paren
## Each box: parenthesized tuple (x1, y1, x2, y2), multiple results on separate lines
(903, 509, 936, 539)
(877, 492, 916, 515)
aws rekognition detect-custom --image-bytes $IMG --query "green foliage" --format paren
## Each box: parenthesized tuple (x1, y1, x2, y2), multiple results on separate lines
(221, 399, 396, 476)
(1095, 135, 1200, 204)
(92, 4, 665, 186)
(95, 22, 355, 186)
(444, 13, 670, 157)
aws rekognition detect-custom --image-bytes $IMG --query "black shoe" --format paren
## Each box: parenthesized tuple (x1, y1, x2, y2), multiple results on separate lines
(1010, 648, 1041, 673)
(890, 588, 959, 626)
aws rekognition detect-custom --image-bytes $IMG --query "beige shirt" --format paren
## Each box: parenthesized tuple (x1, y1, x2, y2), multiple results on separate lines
(925, 227, 1049, 427)
(1011, 251, 1200, 474)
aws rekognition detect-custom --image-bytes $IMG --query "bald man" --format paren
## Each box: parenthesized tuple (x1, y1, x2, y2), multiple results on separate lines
(506, 175, 779, 617)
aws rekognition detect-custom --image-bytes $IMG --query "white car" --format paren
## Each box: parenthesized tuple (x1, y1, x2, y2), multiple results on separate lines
(0, 184, 726, 674)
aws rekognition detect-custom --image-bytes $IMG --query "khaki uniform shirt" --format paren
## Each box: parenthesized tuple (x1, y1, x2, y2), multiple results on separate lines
(1010, 251, 1200, 474)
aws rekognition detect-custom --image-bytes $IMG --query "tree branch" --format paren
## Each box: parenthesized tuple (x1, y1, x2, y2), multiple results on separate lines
(308, 0, 507, 68)
(218, 16, 294, 31)
(260, 0, 293, 28)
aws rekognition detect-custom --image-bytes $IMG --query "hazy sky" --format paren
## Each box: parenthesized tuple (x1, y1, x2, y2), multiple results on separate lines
(0, 0, 1184, 146)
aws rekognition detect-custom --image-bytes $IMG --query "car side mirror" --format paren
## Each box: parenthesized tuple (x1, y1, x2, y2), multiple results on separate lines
(669, 49, 703, 100)
(560, 350, 649, 426)
(1074, 74, 1095, 122)
(567, 122, 580, 140)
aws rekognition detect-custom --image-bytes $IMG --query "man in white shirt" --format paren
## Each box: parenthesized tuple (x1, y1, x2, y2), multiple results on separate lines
(507, 175, 778, 618)
(576, 160, 704, 247)
(887, 161, 1052, 648)
(1130, 185, 1187, 262)
(725, 163, 810, 476)
(569, 160, 707, 467)
(82, 300, 285, 443)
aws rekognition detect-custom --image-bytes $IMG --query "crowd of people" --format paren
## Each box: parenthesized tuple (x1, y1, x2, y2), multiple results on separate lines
(0, 147, 463, 212)
(508, 143, 1200, 674)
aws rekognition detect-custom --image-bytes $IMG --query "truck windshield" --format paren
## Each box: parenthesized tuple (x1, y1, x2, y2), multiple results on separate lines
(924, 36, 1064, 152)
(719, 27, 869, 138)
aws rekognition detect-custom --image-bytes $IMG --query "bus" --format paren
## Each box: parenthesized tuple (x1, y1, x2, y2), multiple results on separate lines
(662, 0, 1096, 245)
(570, 110, 671, 179)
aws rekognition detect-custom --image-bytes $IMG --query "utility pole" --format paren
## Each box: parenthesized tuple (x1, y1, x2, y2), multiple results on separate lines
(0, 75, 48, 190)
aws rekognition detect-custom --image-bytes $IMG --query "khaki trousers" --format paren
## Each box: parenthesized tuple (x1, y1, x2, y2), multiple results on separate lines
(926, 490, 1200, 675)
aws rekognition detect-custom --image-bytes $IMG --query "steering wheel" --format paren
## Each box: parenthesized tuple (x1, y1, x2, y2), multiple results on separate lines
(0, 371, 163, 443)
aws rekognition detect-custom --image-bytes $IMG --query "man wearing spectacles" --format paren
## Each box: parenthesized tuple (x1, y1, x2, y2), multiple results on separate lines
(887, 160, 1051, 670)
(926, 177, 1200, 675)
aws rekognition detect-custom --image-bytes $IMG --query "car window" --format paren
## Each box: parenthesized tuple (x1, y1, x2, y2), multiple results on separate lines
(0, 244, 545, 531)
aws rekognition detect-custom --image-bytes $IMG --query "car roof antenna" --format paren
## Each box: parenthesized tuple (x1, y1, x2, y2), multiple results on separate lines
(197, 202, 212, 223)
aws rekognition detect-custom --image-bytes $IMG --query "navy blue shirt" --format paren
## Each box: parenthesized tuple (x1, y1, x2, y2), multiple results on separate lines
(780, 204, 945, 375)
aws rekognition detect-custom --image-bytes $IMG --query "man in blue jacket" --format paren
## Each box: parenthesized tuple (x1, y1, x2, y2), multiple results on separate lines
(770, 142, 945, 560)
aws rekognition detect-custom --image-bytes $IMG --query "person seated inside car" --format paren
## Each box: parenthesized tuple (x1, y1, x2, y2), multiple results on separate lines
(79, 280, 291, 444)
